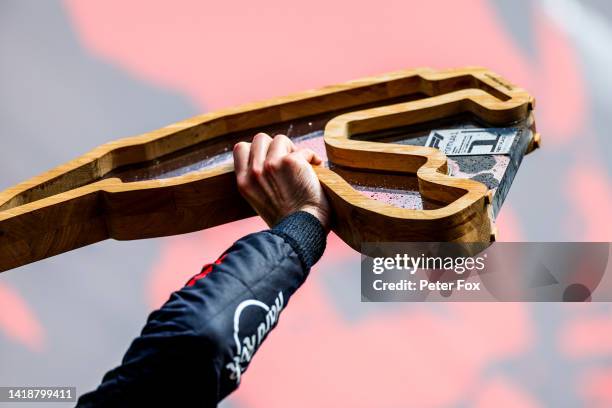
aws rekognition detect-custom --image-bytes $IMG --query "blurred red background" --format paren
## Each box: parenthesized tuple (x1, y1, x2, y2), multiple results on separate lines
(0, 0, 611, 406)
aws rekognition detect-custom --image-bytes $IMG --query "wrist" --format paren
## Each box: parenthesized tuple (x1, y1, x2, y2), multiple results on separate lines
(271, 211, 328, 269)
(298, 204, 330, 232)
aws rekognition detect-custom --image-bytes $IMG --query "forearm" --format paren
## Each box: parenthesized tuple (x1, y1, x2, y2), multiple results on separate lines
(77, 211, 326, 407)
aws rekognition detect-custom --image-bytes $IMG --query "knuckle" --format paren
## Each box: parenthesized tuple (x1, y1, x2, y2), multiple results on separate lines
(236, 175, 248, 188)
(280, 154, 293, 164)
(234, 141, 247, 150)
(250, 165, 264, 179)
(281, 154, 299, 167)
(236, 178, 250, 194)
(233, 141, 249, 154)
(274, 133, 290, 143)
(253, 132, 271, 143)
(264, 158, 281, 173)
(263, 160, 274, 174)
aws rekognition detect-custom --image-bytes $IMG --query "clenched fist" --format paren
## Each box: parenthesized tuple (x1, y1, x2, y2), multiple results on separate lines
(233, 133, 330, 229)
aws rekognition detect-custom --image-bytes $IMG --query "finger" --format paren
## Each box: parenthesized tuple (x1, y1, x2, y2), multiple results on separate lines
(233, 141, 250, 178)
(293, 148, 323, 165)
(266, 134, 295, 163)
(249, 133, 272, 175)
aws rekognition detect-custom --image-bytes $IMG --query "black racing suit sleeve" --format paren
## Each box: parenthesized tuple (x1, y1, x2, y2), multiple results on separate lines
(76, 211, 327, 407)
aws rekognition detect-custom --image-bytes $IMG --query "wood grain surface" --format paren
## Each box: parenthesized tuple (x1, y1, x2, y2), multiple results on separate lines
(0, 67, 536, 272)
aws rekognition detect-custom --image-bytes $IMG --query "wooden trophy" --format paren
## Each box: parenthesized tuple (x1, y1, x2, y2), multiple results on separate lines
(0, 67, 539, 272)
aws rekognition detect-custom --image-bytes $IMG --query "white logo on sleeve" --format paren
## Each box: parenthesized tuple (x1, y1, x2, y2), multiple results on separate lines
(226, 291, 284, 383)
